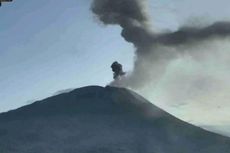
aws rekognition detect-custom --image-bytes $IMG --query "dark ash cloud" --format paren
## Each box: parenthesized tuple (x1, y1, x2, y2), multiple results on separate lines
(156, 22, 230, 46)
(91, 0, 230, 89)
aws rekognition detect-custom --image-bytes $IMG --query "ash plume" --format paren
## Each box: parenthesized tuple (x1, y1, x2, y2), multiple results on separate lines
(91, 0, 230, 89)
(111, 61, 126, 80)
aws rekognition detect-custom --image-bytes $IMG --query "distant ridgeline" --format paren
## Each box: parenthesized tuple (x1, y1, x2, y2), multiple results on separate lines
(0, 0, 13, 7)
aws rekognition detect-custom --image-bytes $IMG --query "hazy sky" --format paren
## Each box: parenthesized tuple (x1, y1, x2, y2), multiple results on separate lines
(0, 0, 230, 135)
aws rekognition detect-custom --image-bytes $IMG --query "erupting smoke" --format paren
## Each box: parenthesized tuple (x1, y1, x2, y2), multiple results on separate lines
(91, 0, 230, 89)
(111, 61, 126, 80)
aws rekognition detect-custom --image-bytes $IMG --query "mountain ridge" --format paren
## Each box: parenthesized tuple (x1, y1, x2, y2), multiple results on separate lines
(0, 85, 230, 153)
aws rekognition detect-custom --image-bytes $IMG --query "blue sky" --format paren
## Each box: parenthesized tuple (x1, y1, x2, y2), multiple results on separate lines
(0, 0, 135, 112)
(1, 0, 230, 136)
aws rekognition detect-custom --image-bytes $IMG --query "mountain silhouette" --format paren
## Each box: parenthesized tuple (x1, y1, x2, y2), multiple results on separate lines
(0, 86, 230, 153)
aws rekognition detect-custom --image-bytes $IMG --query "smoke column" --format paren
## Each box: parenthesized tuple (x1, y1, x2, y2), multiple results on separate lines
(91, 0, 230, 89)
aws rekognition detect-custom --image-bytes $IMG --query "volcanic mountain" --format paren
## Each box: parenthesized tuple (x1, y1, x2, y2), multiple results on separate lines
(0, 86, 230, 153)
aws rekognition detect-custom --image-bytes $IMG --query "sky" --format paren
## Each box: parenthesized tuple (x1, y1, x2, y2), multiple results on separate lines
(0, 0, 230, 136)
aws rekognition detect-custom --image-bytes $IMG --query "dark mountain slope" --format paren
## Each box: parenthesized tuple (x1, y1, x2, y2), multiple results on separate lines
(0, 86, 229, 153)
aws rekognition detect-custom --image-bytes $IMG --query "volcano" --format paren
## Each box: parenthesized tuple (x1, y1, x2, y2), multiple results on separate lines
(0, 86, 230, 153)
